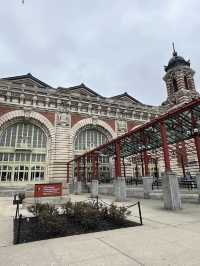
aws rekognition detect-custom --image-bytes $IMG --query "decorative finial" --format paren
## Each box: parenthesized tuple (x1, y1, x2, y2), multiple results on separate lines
(172, 42, 177, 56)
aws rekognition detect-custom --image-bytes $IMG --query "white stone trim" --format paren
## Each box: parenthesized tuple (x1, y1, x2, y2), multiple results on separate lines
(0, 110, 54, 139)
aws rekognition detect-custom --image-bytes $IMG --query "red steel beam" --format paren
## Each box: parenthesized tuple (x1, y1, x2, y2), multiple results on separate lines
(67, 98, 200, 164)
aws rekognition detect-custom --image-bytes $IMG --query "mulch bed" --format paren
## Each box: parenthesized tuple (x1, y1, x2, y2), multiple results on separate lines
(13, 215, 140, 244)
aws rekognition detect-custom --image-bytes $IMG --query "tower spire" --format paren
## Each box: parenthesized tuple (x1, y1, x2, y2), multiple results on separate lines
(172, 42, 177, 56)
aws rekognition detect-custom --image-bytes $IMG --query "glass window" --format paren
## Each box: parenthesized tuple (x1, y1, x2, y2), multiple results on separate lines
(0, 122, 47, 183)
(0, 165, 12, 181)
(74, 126, 109, 151)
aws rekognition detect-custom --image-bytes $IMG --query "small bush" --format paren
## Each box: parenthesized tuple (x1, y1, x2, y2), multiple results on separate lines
(25, 201, 131, 241)
(106, 204, 131, 225)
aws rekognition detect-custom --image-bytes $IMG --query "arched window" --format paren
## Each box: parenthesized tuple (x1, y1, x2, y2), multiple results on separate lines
(0, 123, 47, 148)
(74, 125, 111, 182)
(173, 78, 178, 92)
(0, 122, 47, 182)
(74, 125, 109, 151)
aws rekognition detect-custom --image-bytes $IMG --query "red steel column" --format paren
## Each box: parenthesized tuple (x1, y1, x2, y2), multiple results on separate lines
(115, 140, 121, 177)
(160, 121, 171, 171)
(92, 153, 98, 180)
(67, 163, 70, 182)
(140, 154, 144, 177)
(143, 151, 149, 176)
(194, 136, 200, 170)
(83, 156, 86, 182)
(192, 111, 200, 170)
(77, 159, 81, 181)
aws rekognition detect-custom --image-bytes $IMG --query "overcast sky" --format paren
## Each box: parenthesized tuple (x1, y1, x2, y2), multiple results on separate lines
(0, 1, 200, 106)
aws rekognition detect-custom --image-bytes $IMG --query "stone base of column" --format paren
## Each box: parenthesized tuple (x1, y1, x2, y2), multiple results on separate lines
(68, 178, 74, 194)
(142, 176, 153, 199)
(196, 172, 200, 203)
(163, 171, 181, 210)
(74, 181, 82, 195)
(25, 184, 34, 198)
(114, 176, 127, 202)
(91, 179, 99, 198)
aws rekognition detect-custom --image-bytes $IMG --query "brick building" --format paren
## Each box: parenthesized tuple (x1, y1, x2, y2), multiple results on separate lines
(0, 48, 199, 186)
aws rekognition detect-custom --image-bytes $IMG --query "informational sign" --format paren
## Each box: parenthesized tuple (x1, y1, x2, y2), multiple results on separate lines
(34, 183, 62, 197)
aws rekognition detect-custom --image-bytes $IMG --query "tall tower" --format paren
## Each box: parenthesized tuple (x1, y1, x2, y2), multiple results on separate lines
(163, 44, 199, 107)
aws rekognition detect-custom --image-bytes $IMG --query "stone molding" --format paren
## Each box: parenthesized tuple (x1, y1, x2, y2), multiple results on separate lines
(0, 109, 55, 140)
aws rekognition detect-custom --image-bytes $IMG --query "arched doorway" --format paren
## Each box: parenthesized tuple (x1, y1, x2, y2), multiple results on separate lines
(0, 122, 48, 182)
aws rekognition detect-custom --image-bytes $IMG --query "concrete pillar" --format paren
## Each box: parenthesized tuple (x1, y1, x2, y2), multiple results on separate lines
(142, 176, 153, 199)
(62, 181, 69, 196)
(25, 184, 34, 198)
(114, 177, 126, 202)
(74, 181, 82, 195)
(91, 179, 99, 197)
(68, 178, 74, 194)
(163, 171, 181, 210)
(196, 172, 200, 203)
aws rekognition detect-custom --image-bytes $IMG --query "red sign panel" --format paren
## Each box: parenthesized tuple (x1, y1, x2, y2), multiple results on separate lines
(34, 183, 62, 197)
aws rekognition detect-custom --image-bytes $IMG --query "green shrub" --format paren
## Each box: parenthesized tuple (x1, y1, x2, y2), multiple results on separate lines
(27, 201, 131, 235)
(28, 203, 65, 237)
(105, 204, 131, 224)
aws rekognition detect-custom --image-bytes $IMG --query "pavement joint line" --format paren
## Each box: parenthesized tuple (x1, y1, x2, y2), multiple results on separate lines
(138, 217, 175, 227)
(96, 237, 145, 266)
(66, 253, 126, 266)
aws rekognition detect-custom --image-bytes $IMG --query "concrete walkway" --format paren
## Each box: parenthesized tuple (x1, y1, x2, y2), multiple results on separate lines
(0, 195, 200, 265)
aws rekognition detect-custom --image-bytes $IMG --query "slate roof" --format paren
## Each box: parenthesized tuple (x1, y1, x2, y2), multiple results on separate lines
(57, 83, 103, 98)
(109, 92, 143, 105)
(1, 73, 52, 88)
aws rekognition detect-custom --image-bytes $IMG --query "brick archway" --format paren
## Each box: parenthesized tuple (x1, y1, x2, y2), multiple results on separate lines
(70, 117, 117, 144)
(0, 110, 55, 140)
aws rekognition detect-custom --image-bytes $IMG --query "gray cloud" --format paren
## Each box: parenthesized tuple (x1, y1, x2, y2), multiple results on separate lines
(0, 0, 200, 105)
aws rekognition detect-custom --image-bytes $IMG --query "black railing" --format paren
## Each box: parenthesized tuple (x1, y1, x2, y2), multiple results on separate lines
(125, 177, 143, 186)
(152, 178, 162, 190)
(178, 178, 197, 190)
(152, 178, 198, 190)
(88, 196, 143, 226)
(98, 176, 114, 184)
